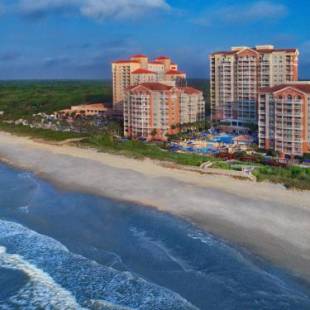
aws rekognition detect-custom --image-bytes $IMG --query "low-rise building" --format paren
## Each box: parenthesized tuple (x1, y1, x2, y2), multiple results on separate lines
(124, 83, 205, 140)
(56, 103, 110, 118)
(258, 82, 310, 157)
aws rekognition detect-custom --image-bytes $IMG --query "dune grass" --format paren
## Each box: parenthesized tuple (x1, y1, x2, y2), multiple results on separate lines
(0, 122, 85, 141)
(87, 134, 213, 166)
(253, 166, 310, 190)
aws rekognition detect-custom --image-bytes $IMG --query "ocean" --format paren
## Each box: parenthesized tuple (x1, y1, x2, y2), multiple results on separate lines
(0, 163, 309, 309)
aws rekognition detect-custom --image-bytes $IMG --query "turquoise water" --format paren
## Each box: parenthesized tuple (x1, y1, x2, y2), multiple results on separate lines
(0, 163, 309, 309)
(210, 134, 234, 144)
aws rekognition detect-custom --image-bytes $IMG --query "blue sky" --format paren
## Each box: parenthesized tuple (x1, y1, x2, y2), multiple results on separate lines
(0, 0, 309, 79)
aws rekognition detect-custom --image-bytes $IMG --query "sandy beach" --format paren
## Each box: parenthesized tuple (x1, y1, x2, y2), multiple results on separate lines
(0, 131, 310, 281)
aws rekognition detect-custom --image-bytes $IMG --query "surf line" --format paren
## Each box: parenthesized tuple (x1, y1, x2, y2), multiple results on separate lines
(0, 245, 84, 309)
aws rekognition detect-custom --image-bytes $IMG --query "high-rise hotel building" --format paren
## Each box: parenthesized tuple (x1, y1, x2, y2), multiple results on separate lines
(258, 82, 310, 157)
(210, 45, 299, 126)
(112, 55, 186, 111)
(112, 54, 205, 140)
(124, 83, 205, 140)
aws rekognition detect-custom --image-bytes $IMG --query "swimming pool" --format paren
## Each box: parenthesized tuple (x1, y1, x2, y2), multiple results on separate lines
(210, 134, 234, 144)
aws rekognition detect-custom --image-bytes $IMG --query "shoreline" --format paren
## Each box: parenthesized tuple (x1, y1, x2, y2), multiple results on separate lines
(0, 131, 310, 282)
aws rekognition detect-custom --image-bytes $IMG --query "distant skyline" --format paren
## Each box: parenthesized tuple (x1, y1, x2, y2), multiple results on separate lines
(1, 0, 310, 80)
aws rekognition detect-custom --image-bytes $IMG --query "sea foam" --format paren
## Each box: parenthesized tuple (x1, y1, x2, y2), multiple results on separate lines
(0, 219, 197, 310)
(0, 246, 84, 309)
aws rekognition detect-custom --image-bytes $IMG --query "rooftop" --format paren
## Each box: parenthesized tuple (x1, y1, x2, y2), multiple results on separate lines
(182, 87, 202, 95)
(72, 103, 109, 110)
(131, 54, 147, 58)
(59, 103, 109, 113)
(156, 56, 170, 60)
(211, 46, 298, 56)
(166, 69, 185, 75)
(128, 83, 202, 94)
(129, 82, 174, 91)
(113, 60, 140, 64)
(260, 83, 310, 94)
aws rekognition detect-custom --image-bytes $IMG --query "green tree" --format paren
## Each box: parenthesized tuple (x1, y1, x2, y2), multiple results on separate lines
(150, 128, 157, 139)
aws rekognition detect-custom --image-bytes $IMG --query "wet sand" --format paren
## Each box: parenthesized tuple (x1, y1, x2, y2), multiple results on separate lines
(0, 131, 309, 281)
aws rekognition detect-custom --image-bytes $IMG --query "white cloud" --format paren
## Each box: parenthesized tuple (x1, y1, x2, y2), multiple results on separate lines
(81, 0, 169, 20)
(195, 1, 287, 26)
(18, 0, 170, 20)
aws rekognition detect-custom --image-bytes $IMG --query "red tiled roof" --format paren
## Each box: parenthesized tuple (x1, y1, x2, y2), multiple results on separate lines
(156, 56, 170, 60)
(211, 48, 256, 56)
(129, 82, 174, 91)
(234, 135, 252, 142)
(211, 51, 236, 56)
(182, 87, 202, 95)
(113, 60, 140, 64)
(131, 54, 147, 58)
(131, 68, 156, 74)
(166, 69, 185, 75)
(260, 84, 310, 94)
(255, 48, 298, 54)
(85, 103, 109, 109)
(67, 103, 109, 111)
(211, 48, 298, 56)
(128, 83, 203, 94)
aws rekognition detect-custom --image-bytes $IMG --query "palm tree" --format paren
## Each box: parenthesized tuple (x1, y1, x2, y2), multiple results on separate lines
(150, 128, 157, 139)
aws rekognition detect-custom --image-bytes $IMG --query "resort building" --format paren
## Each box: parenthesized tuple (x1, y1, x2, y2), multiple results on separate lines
(124, 83, 205, 140)
(258, 82, 310, 157)
(56, 103, 111, 118)
(210, 45, 299, 126)
(112, 55, 186, 111)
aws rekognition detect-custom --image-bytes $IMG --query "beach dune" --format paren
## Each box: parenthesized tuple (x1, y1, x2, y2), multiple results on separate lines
(0, 131, 310, 281)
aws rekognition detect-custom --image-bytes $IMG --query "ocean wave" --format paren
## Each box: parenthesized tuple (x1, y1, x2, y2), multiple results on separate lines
(186, 229, 310, 306)
(0, 219, 197, 310)
(0, 246, 84, 309)
(130, 227, 193, 272)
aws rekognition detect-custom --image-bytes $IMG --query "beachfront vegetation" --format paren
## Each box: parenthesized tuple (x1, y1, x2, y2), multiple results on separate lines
(166, 121, 211, 141)
(87, 133, 213, 166)
(303, 153, 310, 160)
(0, 121, 216, 166)
(0, 80, 112, 119)
(0, 79, 210, 120)
(0, 122, 86, 141)
(254, 166, 310, 190)
(1, 121, 309, 190)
